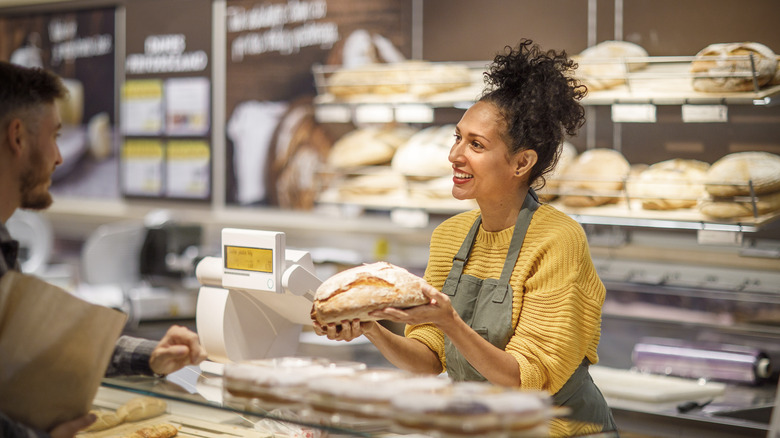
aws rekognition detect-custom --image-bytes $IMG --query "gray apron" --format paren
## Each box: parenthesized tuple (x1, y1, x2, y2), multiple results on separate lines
(441, 189, 617, 431)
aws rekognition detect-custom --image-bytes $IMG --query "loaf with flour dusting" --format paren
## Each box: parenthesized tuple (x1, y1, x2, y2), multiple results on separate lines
(313, 262, 429, 323)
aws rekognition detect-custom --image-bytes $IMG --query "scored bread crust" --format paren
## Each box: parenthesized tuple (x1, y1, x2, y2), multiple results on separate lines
(313, 262, 429, 323)
(705, 151, 780, 197)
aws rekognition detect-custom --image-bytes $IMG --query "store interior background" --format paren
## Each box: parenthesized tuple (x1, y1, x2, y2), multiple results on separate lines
(2, 0, 780, 414)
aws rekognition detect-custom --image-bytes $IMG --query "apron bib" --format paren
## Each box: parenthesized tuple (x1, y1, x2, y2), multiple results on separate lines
(440, 189, 617, 431)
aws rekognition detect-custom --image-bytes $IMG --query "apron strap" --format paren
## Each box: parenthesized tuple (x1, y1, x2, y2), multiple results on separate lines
(493, 190, 540, 301)
(442, 216, 482, 296)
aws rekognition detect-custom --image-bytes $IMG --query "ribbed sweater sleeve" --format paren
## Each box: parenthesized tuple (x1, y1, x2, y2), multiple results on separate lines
(405, 205, 606, 395)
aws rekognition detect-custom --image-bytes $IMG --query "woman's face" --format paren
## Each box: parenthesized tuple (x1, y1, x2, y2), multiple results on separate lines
(449, 101, 518, 203)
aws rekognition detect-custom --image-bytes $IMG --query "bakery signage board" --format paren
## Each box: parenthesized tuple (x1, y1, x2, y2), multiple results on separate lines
(122, 0, 213, 201)
(221, 228, 285, 294)
(611, 103, 657, 123)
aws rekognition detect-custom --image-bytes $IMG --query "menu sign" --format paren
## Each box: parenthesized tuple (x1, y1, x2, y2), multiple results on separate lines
(121, 0, 213, 200)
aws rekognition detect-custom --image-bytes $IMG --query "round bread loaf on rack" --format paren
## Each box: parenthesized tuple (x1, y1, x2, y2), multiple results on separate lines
(313, 262, 430, 323)
(690, 42, 778, 92)
(558, 148, 631, 207)
(704, 151, 780, 197)
(628, 158, 710, 210)
(574, 41, 649, 91)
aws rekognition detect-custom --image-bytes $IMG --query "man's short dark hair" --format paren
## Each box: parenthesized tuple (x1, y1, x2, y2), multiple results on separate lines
(0, 61, 67, 133)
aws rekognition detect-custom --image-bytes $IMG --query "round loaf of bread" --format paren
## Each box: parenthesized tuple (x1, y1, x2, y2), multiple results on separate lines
(575, 41, 649, 91)
(313, 262, 429, 323)
(538, 141, 578, 201)
(391, 124, 455, 179)
(327, 125, 417, 169)
(558, 148, 631, 207)
(628, 158, 710, 210)
(704, 151, 780, 196)
(690, 42, 778, 92)
(699, 190, 780, 219)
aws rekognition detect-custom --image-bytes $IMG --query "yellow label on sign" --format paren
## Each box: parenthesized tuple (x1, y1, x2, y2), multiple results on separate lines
(224, 246, 273, 273)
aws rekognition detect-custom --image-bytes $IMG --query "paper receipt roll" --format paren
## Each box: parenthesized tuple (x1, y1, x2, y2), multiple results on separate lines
(632, 337, 772, 385)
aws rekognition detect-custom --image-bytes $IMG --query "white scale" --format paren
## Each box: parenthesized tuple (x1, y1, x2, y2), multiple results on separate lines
(195, 228, 322, 371)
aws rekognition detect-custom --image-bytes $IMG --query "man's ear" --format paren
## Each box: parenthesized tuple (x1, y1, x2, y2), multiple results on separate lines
(4, 118, 26, 156)
(514, 149, 538, 177)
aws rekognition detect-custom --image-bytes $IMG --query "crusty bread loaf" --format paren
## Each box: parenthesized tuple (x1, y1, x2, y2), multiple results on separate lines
(124, 423, 179, 438)
(117, 397, 167, 422)
(327, 125, 417, 169)
(704, 151, 780, 196)
(628, 158, 710, 210)
(690, 42, 778, 92)
(699, 190, 780, 219)
(83, 409, 122, 432)
(391, 124, 455, 179)
(313, 262, 429, 323)
(558, 148, 631, 207)
(327, 61, 472, 98)
(537, 141, 578, 201)
(575, 41, 649, 91)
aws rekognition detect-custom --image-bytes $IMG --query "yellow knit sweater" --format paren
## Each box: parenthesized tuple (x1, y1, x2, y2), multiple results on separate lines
(405, 205, 606, 395)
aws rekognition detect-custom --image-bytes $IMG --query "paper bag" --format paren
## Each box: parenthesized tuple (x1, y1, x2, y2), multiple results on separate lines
(0, 271, 127, 432)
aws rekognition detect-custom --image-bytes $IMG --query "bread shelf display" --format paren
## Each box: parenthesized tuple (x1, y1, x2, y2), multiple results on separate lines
(579, 56, 780, 106)
(312, 51, 780, 114)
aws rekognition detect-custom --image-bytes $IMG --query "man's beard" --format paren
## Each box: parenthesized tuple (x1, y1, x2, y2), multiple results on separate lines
(19, 147, 54, 210)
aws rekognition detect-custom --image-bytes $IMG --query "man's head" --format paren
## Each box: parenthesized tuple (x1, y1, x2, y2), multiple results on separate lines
(0, 61, 67, 222)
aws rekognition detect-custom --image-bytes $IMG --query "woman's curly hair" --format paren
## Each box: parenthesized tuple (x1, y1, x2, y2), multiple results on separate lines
(480, 39, 587, 189)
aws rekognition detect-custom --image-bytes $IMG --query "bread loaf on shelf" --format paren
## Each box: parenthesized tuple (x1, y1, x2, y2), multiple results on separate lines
(391, 124, 455, 179)
(574, 41, 649, 91)
(690, 42, 778, 92)
(123, 423, 178, 438)
(313, 262, 429, 323)
(628, 158, 710, 210)
(704, 151, 780, 196)
(116, 397, 167, 422)
(83, 409, 122, 432)
(327, 125, 417, 169)
(558, 148, 631, 207)
(699, 190, 780, 219)
(538, 141, 578, 201)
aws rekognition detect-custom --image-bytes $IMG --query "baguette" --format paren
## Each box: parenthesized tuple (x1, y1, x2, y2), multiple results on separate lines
(117, 397, 167, 422)
(124, 423, 179, 438)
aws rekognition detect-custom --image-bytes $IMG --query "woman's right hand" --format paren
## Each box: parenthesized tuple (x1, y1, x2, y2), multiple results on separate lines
(312, 318, 378, 342)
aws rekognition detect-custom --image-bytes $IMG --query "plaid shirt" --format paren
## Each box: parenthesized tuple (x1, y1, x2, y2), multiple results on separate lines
(1, 220, 157, 437)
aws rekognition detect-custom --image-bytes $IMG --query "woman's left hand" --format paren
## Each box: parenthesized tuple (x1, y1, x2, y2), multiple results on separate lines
(370, 282, 457, 329)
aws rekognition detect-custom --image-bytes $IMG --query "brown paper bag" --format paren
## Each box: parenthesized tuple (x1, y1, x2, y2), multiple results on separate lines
(0, 271, 127, 432)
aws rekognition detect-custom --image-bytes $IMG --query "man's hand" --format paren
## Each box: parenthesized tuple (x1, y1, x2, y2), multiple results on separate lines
(149, 325, 207, 376)
(49, 413, 96, 438)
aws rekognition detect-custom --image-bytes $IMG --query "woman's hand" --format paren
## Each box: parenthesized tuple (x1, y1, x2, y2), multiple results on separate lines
(370, 282, 457, 330)
(312, 318, 379, 341)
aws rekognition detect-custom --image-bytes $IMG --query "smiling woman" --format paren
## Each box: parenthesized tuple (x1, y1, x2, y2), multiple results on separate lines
(313, 39, 617, 438)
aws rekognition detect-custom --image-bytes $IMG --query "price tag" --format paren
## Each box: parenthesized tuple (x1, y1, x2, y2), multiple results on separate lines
(611, 104, 657, 123)
(697, 229, 743, 246)
(314, 105, 351, 123)
(355, 104, 394, 124)
(395, 104, 434, 123)
(681, 105, 728, 123)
